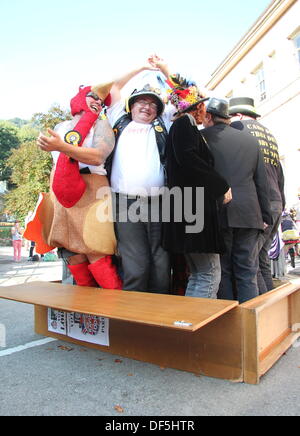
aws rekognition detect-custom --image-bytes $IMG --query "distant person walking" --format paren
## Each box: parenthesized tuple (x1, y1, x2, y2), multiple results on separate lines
(11, 220, 23, 262)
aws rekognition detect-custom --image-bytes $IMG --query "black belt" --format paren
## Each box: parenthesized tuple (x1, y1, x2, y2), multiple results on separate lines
(79, 167, 91, 174)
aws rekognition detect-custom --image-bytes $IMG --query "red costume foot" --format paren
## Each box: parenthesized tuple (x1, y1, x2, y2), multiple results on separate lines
(88, 256, 123, 289)
(67, 262, 98, 287)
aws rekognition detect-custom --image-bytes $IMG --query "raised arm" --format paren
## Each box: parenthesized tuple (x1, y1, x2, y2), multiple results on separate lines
(110, 63, 158, 106)
(148, 54, 171, 79)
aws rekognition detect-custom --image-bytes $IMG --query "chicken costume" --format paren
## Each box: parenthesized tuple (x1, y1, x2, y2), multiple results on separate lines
(24, 84, 122, 289)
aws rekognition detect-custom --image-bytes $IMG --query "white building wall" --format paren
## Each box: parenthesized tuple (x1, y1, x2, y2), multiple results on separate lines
(208, 0, 300, 207)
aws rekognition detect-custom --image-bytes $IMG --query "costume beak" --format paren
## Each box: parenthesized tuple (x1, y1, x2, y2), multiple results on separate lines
(91, 82, 113, 101)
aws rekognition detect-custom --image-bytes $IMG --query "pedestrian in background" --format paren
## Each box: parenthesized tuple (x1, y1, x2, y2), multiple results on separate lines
(11, 220, 23, 262)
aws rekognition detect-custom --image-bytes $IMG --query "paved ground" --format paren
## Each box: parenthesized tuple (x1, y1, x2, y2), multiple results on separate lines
(0, 246, 300, 417)
(0, 246, 62, 286)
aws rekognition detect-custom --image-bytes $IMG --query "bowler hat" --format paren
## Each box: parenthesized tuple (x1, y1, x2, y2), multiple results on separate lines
(206, 98, 231, 119)
(229, 97, 260, 118)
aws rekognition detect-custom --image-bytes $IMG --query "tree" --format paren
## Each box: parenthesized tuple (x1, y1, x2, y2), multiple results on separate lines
(0, 121, 20, 181)
(4, 141, 52, 219)
(32, 103, 71, 130)
(3, 104, 71, 220)
(8, 118, 28, 128)
(18, 124, 39, 144)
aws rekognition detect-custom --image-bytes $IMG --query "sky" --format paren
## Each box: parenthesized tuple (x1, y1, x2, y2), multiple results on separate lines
(0, 0, 272, 120)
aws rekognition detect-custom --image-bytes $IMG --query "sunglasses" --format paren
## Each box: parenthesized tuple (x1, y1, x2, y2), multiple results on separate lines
(86, 92, 104, 105)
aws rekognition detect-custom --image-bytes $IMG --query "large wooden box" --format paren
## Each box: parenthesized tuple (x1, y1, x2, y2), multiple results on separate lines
(1, 281, 299, 384)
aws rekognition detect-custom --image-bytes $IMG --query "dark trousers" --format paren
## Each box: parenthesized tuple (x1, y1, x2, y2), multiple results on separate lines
(218, 227, 260, 303)
(257, 202, 282, 293)
(29, 241, 35, 257)
(114, 195, 170, 293)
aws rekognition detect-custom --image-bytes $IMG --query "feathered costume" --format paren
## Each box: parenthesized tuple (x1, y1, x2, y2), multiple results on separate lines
(24, 84, 122, 289)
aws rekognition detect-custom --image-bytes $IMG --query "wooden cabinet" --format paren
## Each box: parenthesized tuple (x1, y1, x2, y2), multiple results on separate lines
(1, 281, 299, 384)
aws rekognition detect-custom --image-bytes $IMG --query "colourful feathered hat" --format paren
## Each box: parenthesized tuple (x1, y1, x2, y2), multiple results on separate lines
(166, 74, 208, 113)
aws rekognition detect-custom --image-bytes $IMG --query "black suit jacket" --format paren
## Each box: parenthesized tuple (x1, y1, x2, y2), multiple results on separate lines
(201, 123, 272, 230)
(162, 114, 229, 254)
(231, 119, 285, 208)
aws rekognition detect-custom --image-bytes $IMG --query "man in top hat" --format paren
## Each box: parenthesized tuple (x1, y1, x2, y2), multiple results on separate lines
(104, 56, 176, 293)
(201, 98, 273, 303)
(229, 97, 285, 293)
(161, 77, 231, 299)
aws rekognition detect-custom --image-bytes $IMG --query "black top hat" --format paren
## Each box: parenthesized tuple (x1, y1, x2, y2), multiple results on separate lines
(127, 84, 165, 116)
(206, 98, 231, 119)
(228, 97, 260, 118)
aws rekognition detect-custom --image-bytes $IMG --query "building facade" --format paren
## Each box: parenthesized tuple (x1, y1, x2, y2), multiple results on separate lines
(205, 0, 300, 207)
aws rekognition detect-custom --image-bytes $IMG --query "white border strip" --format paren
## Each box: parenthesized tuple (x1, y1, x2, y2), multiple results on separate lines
(0, 337, 57, 357)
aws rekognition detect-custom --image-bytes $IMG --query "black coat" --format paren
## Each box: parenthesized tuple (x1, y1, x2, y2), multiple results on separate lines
(231, 119, 285, 208)
(161, 114, 229, 254)
(201, 123, 273, 230)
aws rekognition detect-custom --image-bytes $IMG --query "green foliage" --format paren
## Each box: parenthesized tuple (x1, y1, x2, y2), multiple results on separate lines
(8, 118, 28, 128)
(0, 227, 12, 246)
(32, 104, 71, 130)
(1, 104, 71, 220)
(18, 124, 39, 143)
(0, 121, 20, 181)
(4, 141, 52, 219)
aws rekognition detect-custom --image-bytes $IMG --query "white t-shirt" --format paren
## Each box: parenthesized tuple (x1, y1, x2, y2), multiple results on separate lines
(51, 116, 107, 176)
(107, 100, 175, 196)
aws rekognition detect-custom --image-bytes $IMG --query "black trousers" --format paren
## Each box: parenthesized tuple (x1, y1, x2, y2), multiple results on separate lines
(114, 195, 170, 293)
(218, 227, 260, 303)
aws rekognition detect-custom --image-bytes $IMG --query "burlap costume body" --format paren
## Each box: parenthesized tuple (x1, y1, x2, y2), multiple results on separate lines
(48, 119, 116, 256)
(25, 84, 122, 289)
(27, 119, 116, 258)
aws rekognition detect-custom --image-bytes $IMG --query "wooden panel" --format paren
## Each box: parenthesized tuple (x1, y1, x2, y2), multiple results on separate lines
(0, 281, 238, 332)
(289, 289, 300, 329)
(240, 282, 299, 312)
(242, 308, 259, 385)
(257, 298, 289, 356)
(35, 305, 243, 381)
(241, 281, 300, 384)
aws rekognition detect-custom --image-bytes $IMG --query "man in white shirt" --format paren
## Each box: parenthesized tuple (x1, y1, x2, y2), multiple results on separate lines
(106, 60, 175, 293)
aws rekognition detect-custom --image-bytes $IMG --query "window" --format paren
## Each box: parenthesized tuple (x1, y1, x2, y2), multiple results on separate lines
(254, 65, 266, 102)
(293, 33, 300, 66)
(288, 27, 300, 68)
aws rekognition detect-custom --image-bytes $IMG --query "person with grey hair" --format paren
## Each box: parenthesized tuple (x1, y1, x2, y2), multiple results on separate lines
(229, 97, 285, 293)
(201, 98, 273, 303)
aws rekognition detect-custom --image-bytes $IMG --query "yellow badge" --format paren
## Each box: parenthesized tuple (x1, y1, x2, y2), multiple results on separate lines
(155, 126, 163, 133)
(64, 130, 82, 146)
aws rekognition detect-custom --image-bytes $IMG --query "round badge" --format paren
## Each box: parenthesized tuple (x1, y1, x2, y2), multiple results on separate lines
(64, 130, 82, 146)
(155, 126, 163, 133)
